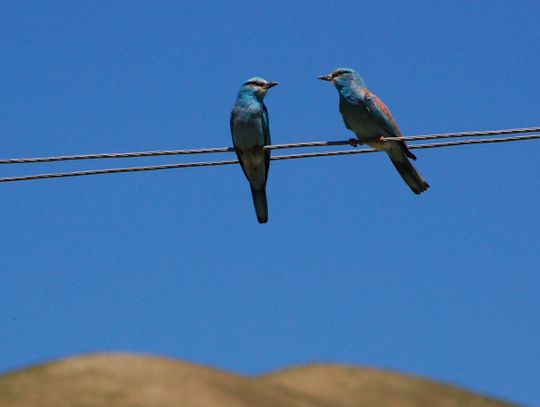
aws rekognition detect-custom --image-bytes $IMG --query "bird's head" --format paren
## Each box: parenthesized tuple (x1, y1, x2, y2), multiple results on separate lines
(238, 77, 279, 100)
(318, 68, 365, 90)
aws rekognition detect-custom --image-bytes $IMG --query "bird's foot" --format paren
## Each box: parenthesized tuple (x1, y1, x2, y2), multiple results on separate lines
(348, 138, 360, 147)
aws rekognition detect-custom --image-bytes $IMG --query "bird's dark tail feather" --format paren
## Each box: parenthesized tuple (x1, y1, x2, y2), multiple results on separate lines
(250, 185, 268, 224)
(387, 149, 429, 195)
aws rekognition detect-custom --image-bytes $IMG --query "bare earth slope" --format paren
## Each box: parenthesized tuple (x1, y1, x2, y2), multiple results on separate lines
(0, 353, 516, 407)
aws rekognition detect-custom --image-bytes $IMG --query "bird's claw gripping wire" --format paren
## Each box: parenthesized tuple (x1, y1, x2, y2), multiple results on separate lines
(348, 138, 360, 147)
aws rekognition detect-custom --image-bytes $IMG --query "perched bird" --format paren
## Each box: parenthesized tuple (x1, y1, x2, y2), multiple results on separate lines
(230, 77, 278, 223)
(318, 68, 429, 194)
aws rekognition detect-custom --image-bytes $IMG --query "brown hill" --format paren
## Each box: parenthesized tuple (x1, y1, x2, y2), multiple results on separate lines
(0, 353, 516, 407)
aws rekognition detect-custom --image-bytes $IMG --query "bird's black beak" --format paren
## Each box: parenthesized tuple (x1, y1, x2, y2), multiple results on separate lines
(262, 81, 279, 89)
(318, 74, 333, 81)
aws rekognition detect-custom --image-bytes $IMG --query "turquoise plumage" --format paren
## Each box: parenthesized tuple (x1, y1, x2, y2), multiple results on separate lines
(319, 68, 429, 194)
(230, 77, 278, 223)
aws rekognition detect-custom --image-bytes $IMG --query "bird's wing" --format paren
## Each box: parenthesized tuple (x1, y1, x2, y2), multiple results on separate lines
(230, 107, 250, 180)
(261, 104, 271, 146)
(261, 104, 271, 182)
(364, 90, 416, 160)
(363, 90, 401, 137)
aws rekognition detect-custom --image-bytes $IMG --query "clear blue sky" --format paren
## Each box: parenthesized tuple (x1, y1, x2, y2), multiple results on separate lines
(1, 1, 539, 405)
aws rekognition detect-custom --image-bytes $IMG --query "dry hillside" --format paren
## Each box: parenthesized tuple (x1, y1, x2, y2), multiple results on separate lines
(0, 353, 516, 407)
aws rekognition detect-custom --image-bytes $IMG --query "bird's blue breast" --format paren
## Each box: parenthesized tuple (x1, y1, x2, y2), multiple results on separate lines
(231, 103, 266, 148)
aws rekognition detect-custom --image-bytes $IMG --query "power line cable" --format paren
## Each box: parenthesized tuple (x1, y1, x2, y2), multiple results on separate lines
(270, 126, 540, 149)
(1, 126, 538, 165)
(1, 133, 538, 183)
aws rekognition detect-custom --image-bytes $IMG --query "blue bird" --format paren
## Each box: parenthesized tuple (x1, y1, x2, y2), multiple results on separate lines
(319, 68, 429, 194)
(230, 77, 278, 223)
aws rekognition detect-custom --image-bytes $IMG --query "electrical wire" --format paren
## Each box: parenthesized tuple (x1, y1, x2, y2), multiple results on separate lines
(1, 133, 538, 183)
(1, 126, 539, 165)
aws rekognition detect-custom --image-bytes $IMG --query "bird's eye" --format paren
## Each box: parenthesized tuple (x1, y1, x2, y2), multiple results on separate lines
(247, 80, 265, 87)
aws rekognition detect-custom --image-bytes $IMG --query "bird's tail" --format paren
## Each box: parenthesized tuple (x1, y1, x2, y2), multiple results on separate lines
(250, 185, 268, 224)
(387, 146, 430, 194)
